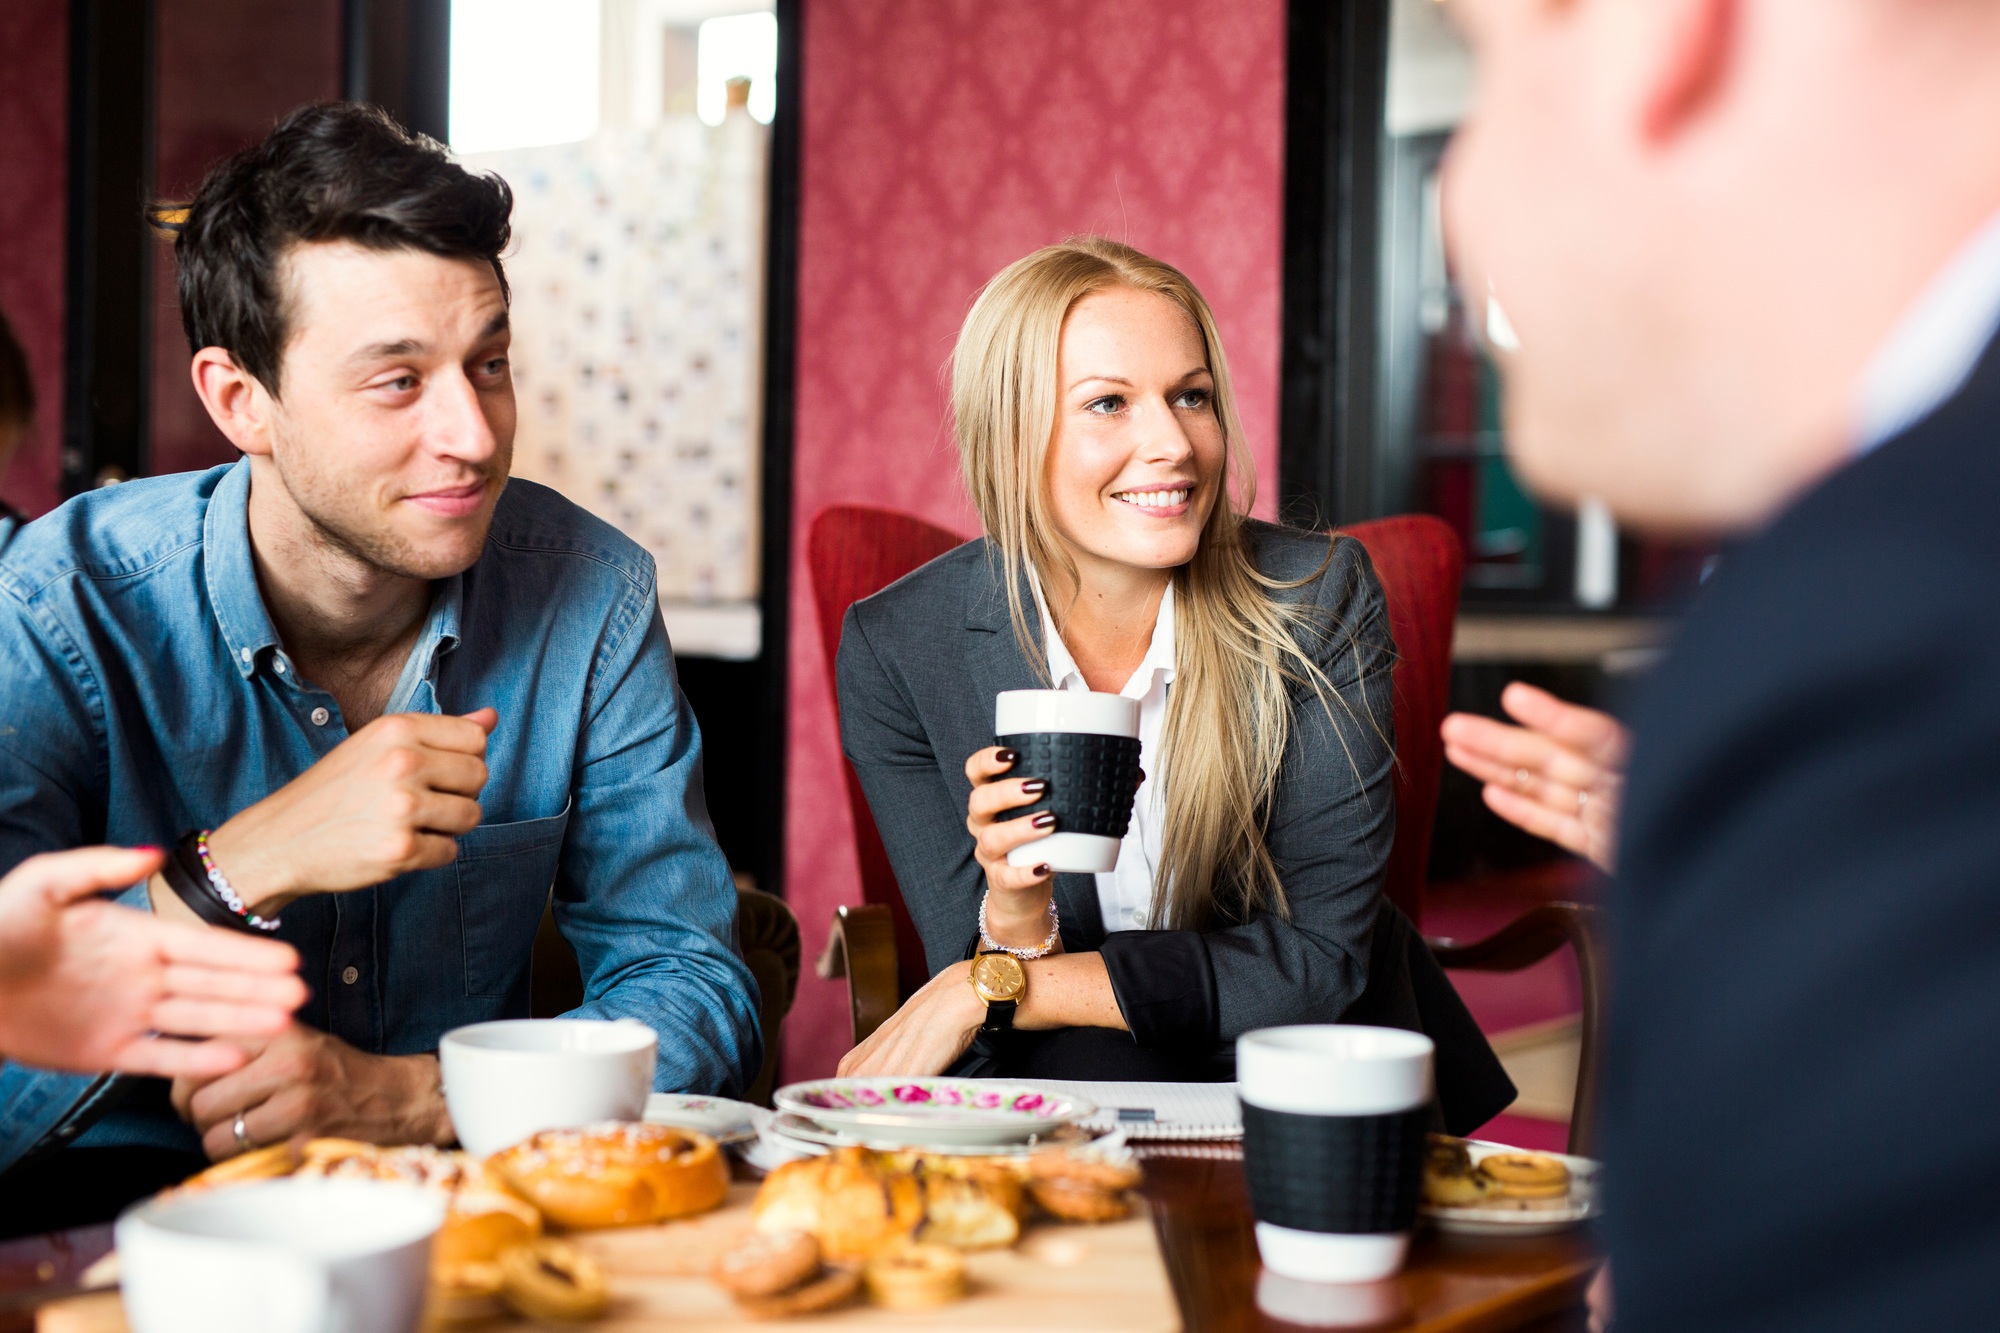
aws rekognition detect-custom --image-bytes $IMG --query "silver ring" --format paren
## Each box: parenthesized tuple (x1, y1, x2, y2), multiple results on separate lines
(232, 1112, 253, 1154)
(1577, 789, 1590, 814)
(1514, 768, 1531, 791)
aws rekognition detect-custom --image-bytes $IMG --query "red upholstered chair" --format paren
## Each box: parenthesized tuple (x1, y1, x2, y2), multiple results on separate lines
(1343, 516, 1605, 1153)
(806, 505, 968, 1030)
(809, 508, 1602, 1150)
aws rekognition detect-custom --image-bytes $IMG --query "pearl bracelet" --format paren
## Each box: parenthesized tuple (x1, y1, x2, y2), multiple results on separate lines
(978, 891, 1060, 960)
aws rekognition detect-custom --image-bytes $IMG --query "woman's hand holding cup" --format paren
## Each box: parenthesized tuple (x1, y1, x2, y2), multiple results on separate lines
(963, 746, 1060, 950)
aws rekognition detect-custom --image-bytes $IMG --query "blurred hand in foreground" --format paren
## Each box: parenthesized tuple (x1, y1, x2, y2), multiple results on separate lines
(1441, 682, 1629, 872)
(0, 846, 305, 1077)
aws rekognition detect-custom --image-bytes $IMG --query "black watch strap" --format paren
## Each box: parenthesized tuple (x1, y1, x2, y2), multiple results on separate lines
(979, 998, 1018, 1035)
(161, 831, 262, 934)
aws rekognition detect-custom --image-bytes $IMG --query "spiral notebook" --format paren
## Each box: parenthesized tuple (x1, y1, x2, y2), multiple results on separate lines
(1022, 1080, 1243, 1142)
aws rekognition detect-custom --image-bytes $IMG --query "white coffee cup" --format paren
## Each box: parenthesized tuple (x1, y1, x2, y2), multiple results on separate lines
(1238, 1025, 1436, 1284)
(439, 1017, 657, 1157)
(117, 1177, 443, 1333)
(994, 689, 1143, 874)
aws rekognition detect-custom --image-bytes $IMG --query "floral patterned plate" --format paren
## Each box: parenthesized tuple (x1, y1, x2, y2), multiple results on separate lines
(772, 1078, 1097, 1147)
(644, 1092, 761, 1144)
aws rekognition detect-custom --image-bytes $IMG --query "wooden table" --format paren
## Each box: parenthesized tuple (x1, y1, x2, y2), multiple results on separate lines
(2, 1149, 1599, 1333)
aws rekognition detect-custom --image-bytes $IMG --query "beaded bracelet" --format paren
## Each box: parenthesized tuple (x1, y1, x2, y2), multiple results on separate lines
(192, 830, 282, 933)
(977, 891, 1060, 960)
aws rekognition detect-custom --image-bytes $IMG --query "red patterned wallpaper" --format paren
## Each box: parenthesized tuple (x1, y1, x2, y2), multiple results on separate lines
(0, 1, 69, 518)
(783, 0, 1289, 1079)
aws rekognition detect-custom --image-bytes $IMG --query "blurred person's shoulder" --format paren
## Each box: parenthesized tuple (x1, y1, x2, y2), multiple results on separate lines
(0, 466, 226, 608)
(480, 477, 656, 600)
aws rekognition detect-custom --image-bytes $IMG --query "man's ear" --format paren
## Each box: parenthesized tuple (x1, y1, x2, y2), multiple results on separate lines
(189, 347, 275, 457)
(1636, 0, 1737, 143)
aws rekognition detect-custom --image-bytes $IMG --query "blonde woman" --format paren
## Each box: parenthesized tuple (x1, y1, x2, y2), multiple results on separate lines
(834, 239, 1510, 1129)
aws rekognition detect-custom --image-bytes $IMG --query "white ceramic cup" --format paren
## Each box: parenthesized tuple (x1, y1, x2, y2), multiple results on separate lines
(1237, 1025, 1436, 1284)
(994, 689, 1143, 874)
(439, 1017, 658, 1157)
(117, 1177, 443, 1333)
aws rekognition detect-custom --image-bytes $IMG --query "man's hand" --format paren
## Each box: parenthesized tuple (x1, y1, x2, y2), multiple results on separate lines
(1441, 683, 1629, 872)
(0, 847, 305, 1077)
(171, 1024, 452, 1160)
(837, 962, 986, 1078)
(188, 708, 498, 915)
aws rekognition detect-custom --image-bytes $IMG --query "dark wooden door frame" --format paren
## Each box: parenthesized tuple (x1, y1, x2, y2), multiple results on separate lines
(62, 0, 158, 496)
(342, 0, 450, 142)
(1278, 0, 1391, 530)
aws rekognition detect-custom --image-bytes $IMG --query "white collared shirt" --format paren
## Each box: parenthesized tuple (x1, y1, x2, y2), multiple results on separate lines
(1031, 575, 1175, 933)
(1855, 208, 2000, 453)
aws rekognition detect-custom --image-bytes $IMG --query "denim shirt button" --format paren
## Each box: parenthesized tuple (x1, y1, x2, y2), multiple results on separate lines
(310, 707, 331, 726)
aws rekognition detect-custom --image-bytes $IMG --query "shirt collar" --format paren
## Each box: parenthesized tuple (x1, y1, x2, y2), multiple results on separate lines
(203, 458, 465, 686)
(1029, 566, 1177, 700)
(1854, 207, 2000, 454)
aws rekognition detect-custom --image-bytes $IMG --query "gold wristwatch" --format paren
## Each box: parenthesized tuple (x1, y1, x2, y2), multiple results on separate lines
(968, 950, 1027, 1034)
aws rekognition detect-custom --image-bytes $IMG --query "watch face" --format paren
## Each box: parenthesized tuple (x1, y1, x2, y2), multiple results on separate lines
(971, 951, 1026, 1002)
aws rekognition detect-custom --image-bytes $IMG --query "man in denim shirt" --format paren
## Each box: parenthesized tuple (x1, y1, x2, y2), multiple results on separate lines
(0, 104, 759, 1224)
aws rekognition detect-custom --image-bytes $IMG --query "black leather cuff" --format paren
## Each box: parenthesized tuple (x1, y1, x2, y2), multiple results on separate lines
(160, 832, 265, 935)
(1100, 929, 1218, 1050)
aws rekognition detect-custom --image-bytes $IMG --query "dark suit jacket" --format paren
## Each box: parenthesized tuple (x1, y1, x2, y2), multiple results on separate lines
(1608, 333, 2000, 1331)
(837, 519, 1513, 1132)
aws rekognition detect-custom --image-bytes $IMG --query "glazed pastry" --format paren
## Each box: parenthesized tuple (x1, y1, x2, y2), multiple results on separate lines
(294, 1142, 543, 1265)
(863, 1241, 967, 1309)
(713, 1230, 823, 1299)
(491, 1122, 729, 1229)
(751, 1147, 924, 1261)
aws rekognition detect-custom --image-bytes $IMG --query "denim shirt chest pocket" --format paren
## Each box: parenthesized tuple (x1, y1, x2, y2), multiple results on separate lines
(454, 800, 572, 998)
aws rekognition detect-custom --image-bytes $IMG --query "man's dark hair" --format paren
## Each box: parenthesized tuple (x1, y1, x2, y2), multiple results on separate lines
(0, 304, 32, 429)
(172, 101, 512, 394)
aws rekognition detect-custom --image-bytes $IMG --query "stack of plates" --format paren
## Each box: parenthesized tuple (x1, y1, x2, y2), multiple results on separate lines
(764, 1077, 1100, 1157)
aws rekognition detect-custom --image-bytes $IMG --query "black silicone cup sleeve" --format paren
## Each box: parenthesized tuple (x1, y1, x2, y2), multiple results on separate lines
(994, 731, 1143, 839)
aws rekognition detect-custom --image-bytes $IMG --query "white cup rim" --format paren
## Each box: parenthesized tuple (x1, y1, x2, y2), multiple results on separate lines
(1237, 1024, 1436, 1116)
(994, 688, 1141, 738)
(119, 1178, 445, 1258)
(440, 1017, 657, 1057)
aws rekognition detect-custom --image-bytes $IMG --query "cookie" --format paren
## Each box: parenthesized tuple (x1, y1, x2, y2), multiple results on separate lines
(735, 1264, 863, 1319)
(497, 1239, 610, 1322)
(1477, 1152, 1569, 1189)
(1028, 1146, 1143, 1194)
(714, 1230, 822, 1300)
(863, 1242, 966, 1310)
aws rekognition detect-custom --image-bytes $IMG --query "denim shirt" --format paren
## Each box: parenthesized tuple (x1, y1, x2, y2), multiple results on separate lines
(0, 462, 760, 1170)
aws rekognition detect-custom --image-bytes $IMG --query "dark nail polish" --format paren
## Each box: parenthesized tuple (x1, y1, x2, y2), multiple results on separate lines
(995, 748, 1019, 766)
(1021, 779, 1048, 796)
(1031, 812, 1056, 829)
(1033, 864, 1053, 878)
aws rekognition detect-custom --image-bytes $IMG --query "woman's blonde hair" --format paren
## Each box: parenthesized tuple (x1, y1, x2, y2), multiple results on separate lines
(953, 236, 1354, 930)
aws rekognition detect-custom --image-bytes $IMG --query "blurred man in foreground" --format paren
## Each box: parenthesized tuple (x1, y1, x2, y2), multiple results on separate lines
(1446, 1, 2000, 1328)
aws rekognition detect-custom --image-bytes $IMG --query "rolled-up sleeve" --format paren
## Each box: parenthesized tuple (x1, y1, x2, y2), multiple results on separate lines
(551, 577, 761, 1097)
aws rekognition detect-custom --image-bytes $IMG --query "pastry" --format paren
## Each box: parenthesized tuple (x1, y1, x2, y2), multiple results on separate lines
(497, 1238, 610, 1321)
(177, 1139, 301, 1189)
(918, 1170, 1022, 1249)
(1477, 1151, 1571, 1200)
(294, 1142, 543, 1266)
(751, 1147, 924, 1261)
(863, 1241, 967, 1310)
(734, 1264, 863, 1320)
(1028, 1145, 1143, 1194)
(1422, 1136, 1499, 1207)
(491, 1122, 729, 1229)
(713, 1230, 824, 1300)
(1029, 1176, 1133, 1223)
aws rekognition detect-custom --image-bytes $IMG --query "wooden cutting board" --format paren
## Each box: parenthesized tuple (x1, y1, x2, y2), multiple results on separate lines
(37, 1183, 1181, 1333)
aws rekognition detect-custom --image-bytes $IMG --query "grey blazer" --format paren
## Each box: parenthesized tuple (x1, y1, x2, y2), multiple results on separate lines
(836, 520, 1512, 1128)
